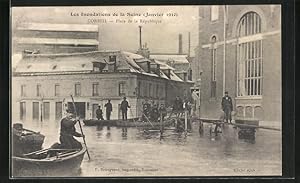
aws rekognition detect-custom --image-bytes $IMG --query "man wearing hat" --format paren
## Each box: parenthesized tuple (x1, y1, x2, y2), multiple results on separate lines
(120, 97, 130, 120)
(221, 91, 233, 123)
(59, 108, 83, 149)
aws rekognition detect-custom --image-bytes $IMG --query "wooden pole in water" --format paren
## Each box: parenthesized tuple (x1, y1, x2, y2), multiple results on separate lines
(185, 110, 188, 133)
(70, 95, 91, 160)
(160, 111, 163, 136)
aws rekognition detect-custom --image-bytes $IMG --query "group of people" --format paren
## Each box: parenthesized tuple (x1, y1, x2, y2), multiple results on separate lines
(95, 99, 113, 121)
(142, 100, 167, 122)
(172, 96, 192, 117)
(95, 97, 131, 121)
(53, 91, 233, 150)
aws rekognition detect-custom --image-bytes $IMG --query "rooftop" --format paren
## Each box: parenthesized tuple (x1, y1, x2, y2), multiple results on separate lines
(150, 54, 190, 64)
(14, 50, 188, 83)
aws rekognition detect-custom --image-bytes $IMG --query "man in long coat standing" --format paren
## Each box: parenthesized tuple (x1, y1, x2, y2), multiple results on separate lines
(221, 91, 233, 123)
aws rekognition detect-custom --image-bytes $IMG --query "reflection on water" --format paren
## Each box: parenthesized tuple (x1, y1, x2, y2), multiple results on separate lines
(15, 120, 281, 176)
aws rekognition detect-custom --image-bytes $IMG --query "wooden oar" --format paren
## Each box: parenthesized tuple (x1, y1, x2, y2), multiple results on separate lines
(70, 95, 91, 160)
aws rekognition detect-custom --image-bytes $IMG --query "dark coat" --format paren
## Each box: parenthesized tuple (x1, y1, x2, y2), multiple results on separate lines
(120, 100, 130, 112)
(104, 103, 113, 113)
(60, 116, 81, 137)
(221, 96, 233, 111)
(59, 116, 82, 149)
(173, 98, 183, 111)
(96, 108, 103, 117)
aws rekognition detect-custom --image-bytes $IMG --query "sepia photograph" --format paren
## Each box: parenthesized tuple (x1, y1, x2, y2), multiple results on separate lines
(10, 5, 282, 177)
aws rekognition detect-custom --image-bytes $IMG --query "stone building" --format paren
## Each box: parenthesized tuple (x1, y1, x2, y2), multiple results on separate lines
(194, 5, 281, 126)
(12, 50, 193, 123)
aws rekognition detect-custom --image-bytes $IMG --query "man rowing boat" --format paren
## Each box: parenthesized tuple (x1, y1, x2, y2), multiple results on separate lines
(50, 108, 83, 150)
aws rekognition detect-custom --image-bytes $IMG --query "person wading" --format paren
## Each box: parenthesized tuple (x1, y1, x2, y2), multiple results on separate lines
(221, 91, 233, 123)
(158, 104, 167, 121)
(104, 100, 113, 120)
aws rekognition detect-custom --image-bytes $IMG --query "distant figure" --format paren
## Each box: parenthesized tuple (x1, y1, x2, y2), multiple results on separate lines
(221, 91, 233, 123)
(120, 97, 130, 120)
(96, 106, 104, 120)
(104, 100, 113, 120)
(158, 104, 167, 121)
(150, 104, 159, 122)
(173, 96, 183, 117)
(57, 109, 83, 149)
(183, 100, 192, 116)
(142, 99, 151, 121)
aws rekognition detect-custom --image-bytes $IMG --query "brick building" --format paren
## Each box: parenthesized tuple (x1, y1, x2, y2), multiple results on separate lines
(194, 5, 281, 126)
(12, 50, 193, 123)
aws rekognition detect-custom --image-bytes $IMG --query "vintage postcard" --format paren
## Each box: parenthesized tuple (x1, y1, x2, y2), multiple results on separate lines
(11, 5, 282, 177)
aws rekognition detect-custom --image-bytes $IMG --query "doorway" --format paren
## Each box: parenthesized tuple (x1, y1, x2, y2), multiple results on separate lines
(67, 102, 86, 119)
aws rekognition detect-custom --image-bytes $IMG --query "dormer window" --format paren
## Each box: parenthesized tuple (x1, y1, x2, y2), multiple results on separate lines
(92, 61, 105, 72)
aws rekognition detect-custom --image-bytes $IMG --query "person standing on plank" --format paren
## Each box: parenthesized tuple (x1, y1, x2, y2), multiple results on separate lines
(104, 99, 113, 120)
(96, 105, 104, 120)
(120, 97, 130, 121)
(221, 91, 233, 123)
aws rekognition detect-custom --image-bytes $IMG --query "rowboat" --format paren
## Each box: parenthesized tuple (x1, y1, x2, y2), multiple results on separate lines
(12, 146, 86, 177)
(12, 123, 45, 156)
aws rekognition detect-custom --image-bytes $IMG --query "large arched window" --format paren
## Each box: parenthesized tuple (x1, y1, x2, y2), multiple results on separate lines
(237, 12, 263, 97)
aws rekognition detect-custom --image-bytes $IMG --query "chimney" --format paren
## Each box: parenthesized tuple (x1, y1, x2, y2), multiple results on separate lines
(178, 34, 183, 54)
(139, 26, 142, 50)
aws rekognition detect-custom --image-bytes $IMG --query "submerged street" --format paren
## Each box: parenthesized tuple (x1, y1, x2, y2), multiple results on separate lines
(20, 120, 282, 177)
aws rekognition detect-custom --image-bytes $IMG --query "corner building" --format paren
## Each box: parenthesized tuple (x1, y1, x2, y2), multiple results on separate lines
(12, 51, 193, 123)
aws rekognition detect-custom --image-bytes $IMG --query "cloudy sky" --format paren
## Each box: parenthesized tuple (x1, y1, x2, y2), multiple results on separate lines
(12, 6, 199, 56)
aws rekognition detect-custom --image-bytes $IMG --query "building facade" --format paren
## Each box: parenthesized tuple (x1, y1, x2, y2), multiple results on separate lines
(194, 5, 281, 125)
(12, 51, 193, 123)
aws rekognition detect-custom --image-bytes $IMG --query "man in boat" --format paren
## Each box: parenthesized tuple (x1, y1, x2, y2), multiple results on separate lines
(96, 105, 104, 120)
(120, 97, 130, 121)
(59, 109, 83, 149)
(104, 99, 113, 120)
(221, 91, 233, 123)
(49, 109, 83, 152)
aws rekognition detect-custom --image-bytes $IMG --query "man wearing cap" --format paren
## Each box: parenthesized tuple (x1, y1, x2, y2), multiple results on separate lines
(221, 91, 233, 123)
(59, 109, 83, 149)
(120, 97, 130, 120)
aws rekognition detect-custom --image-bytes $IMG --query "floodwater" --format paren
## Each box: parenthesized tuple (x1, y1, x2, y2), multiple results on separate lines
(15, 120, 282, 177)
